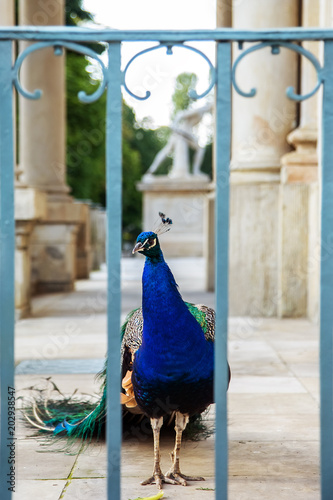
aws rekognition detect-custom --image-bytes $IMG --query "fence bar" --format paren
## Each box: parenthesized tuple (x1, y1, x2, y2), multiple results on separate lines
(3, 26, 333, 43)
(106, 42, 122, 500)
(0, 40, 15, 500)
(214, 41, 231, 500)
(320, 39, 333, 500)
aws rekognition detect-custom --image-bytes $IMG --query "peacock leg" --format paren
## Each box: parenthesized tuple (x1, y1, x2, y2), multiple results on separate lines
(141, 417, 178, 489)
(165, 412, 205, 486)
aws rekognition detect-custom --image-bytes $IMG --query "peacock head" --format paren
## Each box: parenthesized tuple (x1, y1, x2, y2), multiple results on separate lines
(132, 213, 172, 258)
(132, 231, 161, 257)
(132, 231, 161, 258)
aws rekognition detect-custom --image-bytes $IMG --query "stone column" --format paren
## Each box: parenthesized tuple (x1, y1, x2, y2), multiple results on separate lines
(19, 0, 68, 196)
(18, 0, 92, 291)
(205, 0, 233, 291)
(278, 0, 320, 319)
(231, 0, 299, 180)
(229, 0, 299, 316)
(216, 0, 232, 28)
(0, 0, 39, 319)
(0, 1, 15, 25)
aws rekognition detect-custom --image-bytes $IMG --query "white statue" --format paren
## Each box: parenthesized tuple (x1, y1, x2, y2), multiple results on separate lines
(143, 102, 213, 180)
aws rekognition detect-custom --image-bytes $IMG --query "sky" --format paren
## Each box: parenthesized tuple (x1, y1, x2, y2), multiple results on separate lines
(83, 0, 217, 129)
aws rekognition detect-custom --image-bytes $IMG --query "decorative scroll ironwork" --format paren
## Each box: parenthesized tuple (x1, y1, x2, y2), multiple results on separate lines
(232, 41, 324, 101)
(13, 41, 108, 103)
(122, 42, 216, 101)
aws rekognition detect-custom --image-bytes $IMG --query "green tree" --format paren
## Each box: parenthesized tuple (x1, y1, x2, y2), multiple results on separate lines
(66, 53, 106, 205)
(171, 72, 198, 116)
(65, 0, 93, 26)
(65, 0, 106, 205)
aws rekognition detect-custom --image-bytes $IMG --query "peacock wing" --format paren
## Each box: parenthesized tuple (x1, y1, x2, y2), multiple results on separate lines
(121, 307, 143, 355)
(185, 302, 215, 342)
(120, 307, 144, 413)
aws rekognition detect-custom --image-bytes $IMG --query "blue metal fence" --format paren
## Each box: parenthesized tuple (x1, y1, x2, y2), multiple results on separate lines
(0, 27, 332, 500)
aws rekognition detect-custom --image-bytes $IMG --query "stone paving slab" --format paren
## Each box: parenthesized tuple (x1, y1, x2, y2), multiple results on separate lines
(229, 375, 307, 394)
(228, 393, 318, 415)
(16, 358, 105, 375)
(229, 477, 319, 500)
(229, 440, 319, 478)
(13, 480, 67, 500)
(16, 439, 77, 480)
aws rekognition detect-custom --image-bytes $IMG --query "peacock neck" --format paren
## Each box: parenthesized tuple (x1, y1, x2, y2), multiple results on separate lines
(141, 253, 206, 349)
(142, 253, 179, 314)
(134, 251, 214, 384)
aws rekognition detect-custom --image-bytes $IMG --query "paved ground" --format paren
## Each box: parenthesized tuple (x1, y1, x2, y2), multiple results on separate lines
(13, 257, 320, 499)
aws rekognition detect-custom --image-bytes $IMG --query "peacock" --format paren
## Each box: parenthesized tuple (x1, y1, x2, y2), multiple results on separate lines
(23, 213, 230, 490)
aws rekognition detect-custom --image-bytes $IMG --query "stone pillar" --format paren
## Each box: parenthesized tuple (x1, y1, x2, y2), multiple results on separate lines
(229, 0, 299, 316)
(205, 0, 233, 291)
(90, 207, 106, 271)
(19, 0, 67, 195)
(278, 0, 320, 319)
(0, 1, 15, 25)
(0, 0, 40, 318)
(231, 0, 299, 180)
(216, 0, 232, 28)
(18, 0, 92, 292)
(74, 202, 92, 279)
(15, 186, 47, 318)
(15, 222, 33, 318)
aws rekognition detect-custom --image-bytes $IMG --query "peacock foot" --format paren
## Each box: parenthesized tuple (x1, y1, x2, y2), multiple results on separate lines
(141, 471, 179, 490)
(165, 468, 205, 486)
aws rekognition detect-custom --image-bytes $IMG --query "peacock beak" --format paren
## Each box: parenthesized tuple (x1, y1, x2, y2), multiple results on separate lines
(132, 241, 144, 254)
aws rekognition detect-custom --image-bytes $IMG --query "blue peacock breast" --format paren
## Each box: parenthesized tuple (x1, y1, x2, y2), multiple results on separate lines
(132, 368, 214, 418)
(132, 343, 214, 418)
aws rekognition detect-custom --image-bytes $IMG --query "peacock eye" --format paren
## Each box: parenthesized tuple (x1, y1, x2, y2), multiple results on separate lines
(148, 238, 155, 246)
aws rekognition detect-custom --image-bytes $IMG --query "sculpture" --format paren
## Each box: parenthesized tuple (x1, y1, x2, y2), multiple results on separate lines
(143, 102, 213, 180)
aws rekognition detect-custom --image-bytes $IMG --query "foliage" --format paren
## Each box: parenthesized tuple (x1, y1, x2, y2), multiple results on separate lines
(66, 53, 106, 206)
(171, 72, 198, 116)
(65, 0, 93, 26)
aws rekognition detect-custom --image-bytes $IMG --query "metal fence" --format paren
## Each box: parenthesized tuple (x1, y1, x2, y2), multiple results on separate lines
(0, 27, 332, 500)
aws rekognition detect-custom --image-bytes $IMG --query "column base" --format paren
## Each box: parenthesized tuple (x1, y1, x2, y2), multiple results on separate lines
(30, 223, 79, 295)
(278, 126, 319, 319)
(15, 187, 47, 318)
(29, 196, 92, 293)
(277, 184, 309, 318)
(15, 221, 35, 319)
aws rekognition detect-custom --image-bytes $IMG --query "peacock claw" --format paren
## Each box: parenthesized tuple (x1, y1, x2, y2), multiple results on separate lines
(165, 470, 205, 486)
(141, 472, 178, 489)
